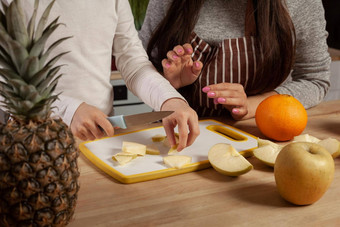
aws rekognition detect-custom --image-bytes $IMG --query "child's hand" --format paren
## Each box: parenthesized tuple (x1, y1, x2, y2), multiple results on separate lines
(71, 103, 115, 140)
(161, 43, 203, 89)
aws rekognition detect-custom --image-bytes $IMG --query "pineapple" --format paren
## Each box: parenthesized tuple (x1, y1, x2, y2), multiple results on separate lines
(0, 0, 79, 226)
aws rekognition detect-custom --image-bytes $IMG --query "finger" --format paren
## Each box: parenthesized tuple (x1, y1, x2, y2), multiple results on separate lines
(166, 50, 180, 63)
(186, 117, 200, 147)
(191, 61, 202, 76)
(176, 119, 188, 152)
(173, 45, 185, 56)
(162, 119, 177, 146)
(182, 43, 194, 55)
(96, 118, 115, 137)
(162, 59, 172, 71)
(217, 96, 246, 107)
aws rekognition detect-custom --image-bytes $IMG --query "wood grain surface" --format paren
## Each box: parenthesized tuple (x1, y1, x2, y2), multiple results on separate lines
(68, 100, 340, 227)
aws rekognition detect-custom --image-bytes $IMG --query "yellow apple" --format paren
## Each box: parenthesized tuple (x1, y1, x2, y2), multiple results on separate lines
(163, 155, 192, 169)
(318, 138, 340, 158)
(168, 144, 179, 155)
(122, 141, 146, 156)
(274, 142, 335, 205)
(208, 143, 253, 177)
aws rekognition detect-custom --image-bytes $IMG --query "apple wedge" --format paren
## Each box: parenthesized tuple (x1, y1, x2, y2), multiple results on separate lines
(146, 144, 160, 155)
(122, 141, 146, 156)
(168, 144, 179, 155)
(163, 155, 192, 169)
(253, 144, 283, 167)
(318, 138, 340, 158)
(112, 152, 138, 165)
(257, 138, 279, 147)
(208, 143, 253, 177)
(293, 134, 320, 143)
(151, 134, 166, 142)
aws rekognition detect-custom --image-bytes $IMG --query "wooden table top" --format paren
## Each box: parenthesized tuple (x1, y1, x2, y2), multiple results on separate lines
(69, 100, 340, 227)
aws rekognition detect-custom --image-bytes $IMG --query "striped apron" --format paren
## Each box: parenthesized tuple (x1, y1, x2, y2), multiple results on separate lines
(179, 0, 261, 117)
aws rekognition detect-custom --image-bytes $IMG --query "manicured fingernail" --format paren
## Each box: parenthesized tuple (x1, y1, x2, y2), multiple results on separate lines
(207, 92, 215, 97)
(166, 63, 171, 68)
(232, 108, 240, 114)
(214, 98, 218, 104)
(177, 49, 183, 53)
(218, 97, 226, 103)
(195, 62, 200, 68)
(173, 55, 178, 59)
(202, 86, 210, 92)
(186, 48, 193, 53)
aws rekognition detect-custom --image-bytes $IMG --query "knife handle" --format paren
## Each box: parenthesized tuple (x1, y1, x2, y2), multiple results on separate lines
(107, 115, 127, 129)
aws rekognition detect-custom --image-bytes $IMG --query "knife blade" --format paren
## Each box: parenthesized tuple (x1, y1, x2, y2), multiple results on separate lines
(107, 111, 174, 129)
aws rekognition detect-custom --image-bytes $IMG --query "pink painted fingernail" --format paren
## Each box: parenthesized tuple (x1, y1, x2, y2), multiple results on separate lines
(166, 63, 171, 68)
(207, 92, 216, 97)
(202, 86, 210, 93)
(186, 48, 193, 53)
(177, 49, 183, 53)
(195, 62, 200, 68)
(173, 55, 178, 59)
(218, 97, 226, 103)
(232, 108, 240, 114)
(214, 98, 219, 104)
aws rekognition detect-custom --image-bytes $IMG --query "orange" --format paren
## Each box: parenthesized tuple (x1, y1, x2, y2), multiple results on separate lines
(255, 94, 308, 141)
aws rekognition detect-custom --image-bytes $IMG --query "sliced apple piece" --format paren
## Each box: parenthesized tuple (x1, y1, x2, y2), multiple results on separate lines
(208, 143, 253, 177)
(253, 144, 283, 167)
(112, 152, 137, 165)
(168, 144, 179, 155)
(146, 144, 160, 155)
(293, 134, 320, 143)
(257, 138, 278, 147)
(151, 134, 166, 142)
(163, 155, 192, 169)
(122, 141, 146, 156)
(318, 138, 340, 158)
(163, 134, 179, 148)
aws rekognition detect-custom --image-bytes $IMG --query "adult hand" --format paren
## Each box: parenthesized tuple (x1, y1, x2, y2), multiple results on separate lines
(161, 43, 203, 89)
(161, 98, 200, 151)
(202, 83, 250, 120)
(71, 103, 115, 141)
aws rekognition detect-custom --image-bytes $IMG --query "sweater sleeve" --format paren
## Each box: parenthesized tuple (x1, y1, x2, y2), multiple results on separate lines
(274, 0, 331, 109)
(113, 0, 185, 111)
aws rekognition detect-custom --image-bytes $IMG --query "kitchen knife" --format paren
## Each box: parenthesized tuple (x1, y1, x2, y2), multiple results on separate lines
(107, 111, 174, 129)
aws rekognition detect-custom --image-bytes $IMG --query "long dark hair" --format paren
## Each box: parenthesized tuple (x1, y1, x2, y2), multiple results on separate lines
(146, 0, 296, 94)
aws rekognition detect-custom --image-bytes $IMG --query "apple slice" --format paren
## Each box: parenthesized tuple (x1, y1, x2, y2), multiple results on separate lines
(151, 134, 166, 142)
(208, 143, 253, 177)
(253, 144, 283, 167)
(146, 144, 160, 155)
(163, 155, 192, 169)
(112, 152, 137, 165)
(318, 138, 340, 158)
(122, 141, 146, 156)
(168, 144, 179, 155)
(257, 138, 278, 147)
(293, 134, 320, 143)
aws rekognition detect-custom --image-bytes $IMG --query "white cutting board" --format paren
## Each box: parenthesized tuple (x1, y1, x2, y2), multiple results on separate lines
(79, 119, 258, 183)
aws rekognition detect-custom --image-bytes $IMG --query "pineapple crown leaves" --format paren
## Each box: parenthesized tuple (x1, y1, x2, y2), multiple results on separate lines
(0, 0, 72, 122)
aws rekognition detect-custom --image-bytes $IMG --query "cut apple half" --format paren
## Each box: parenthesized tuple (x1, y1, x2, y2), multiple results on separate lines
(253, 144, 283, 167)
(146, 144, 160, 155)
(208, 143, 253, 177)
(293, 134, 320, 143)
(318, 138, 340, 158)
(163, 155, 192, 169)
(122, 141, 146, 156)
(112, 152, 138, 165)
